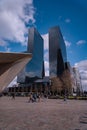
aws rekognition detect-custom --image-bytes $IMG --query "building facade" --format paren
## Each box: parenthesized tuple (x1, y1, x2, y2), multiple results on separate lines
(0, 52, 32, 92)
(72, 67, 82, 94)
(26, 27, 44, 78)
(49, 26, 67, 77)
(17, 27, 44, 83)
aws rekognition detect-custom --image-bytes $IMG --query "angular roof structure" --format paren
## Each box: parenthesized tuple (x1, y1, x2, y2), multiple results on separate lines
(0, 52, 32, 92)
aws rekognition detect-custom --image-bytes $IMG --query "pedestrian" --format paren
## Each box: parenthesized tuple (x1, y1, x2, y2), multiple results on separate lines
(64, 95, 67, 101)
(11, 93, 15, 99)
(28, 93, 33, 103)
(38, 94, 41, 102)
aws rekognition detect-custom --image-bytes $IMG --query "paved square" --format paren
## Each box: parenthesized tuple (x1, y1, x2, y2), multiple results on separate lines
(0, 96, 87, 130)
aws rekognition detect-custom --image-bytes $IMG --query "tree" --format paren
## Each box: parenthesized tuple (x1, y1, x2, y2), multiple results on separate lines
(51, 77, 63, 95)
(59, 69, 72, 96)
(50, 69, 73, 96)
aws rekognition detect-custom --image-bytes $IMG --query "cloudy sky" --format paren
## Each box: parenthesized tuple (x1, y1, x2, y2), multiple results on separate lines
(0, 0, 87, 90)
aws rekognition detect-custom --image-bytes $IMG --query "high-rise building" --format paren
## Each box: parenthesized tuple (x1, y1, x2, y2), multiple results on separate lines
(17, 27, 44, 83)
(26, 27, 44, 78)
(49, 26, 67, 77)
(72, 67, 82, 93)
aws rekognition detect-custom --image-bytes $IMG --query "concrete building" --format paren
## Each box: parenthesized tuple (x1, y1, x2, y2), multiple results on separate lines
(0, 52, 32, 92)
(72, 67, 82, 94)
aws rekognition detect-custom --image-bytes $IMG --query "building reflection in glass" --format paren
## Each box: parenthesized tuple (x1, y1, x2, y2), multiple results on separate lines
(26, 27, 44, 78)
(49, 26, 67, 77)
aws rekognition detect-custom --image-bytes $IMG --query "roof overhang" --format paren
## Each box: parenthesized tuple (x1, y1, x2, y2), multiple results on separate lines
(0, 52, 32, 92)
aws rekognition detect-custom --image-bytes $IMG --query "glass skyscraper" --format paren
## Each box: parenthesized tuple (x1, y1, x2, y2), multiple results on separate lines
(26, 27, 44, 78)
(49, 26, 67, 77)
(18, 26, 67, 83)
(17, 27, 44, 83)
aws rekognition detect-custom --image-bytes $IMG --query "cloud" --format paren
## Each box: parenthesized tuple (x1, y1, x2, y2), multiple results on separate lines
(76, 40, 86, 45)
(45, 70, 49, 76)
(0, 38, 7, 47)
(63, 37, 71, 47)
(42, 33, 49, 50)
(0, 0, 35, 47)
(44, 50, 49, 61)
(58, 16, 71, 24)
(45, 61, 49, 69)
(5, 47, 11, 52)
(64, 40, 71, 47)
(42, 33, 49, 62)
(42, 34, 49, 76)
(75, 60, 87, 70)
(44, 61, 49, 76)
(65, 19, 71, 23)
(75, 60, 87, 91)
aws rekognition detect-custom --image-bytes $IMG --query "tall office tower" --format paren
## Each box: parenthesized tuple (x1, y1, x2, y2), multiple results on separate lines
(17, 27, 44, 83)
(49, 26, 67, 77)
(26, 27, 44, 78)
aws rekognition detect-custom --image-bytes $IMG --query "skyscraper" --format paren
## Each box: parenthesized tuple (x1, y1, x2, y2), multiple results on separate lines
(49, 26, 67, 77)
(17, 27, 44, 83)
(26, 27, 44, 78)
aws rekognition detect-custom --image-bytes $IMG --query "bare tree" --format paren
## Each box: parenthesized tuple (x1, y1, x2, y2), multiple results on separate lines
(51, 77, 63, 95)
(60, 69, 72, 96)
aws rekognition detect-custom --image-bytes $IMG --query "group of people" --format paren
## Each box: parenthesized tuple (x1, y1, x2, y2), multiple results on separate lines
(28, 93, 47, 103)
(28, 93, 41, 103)
(10, 92, 48, 102)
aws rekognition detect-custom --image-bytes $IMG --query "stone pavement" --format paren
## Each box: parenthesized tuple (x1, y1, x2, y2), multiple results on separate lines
(0, 96, 87, 130)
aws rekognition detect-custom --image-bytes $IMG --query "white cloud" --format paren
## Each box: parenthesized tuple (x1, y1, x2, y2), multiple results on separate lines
(42, 34, 49, 76)
(5, 47, 11, 52)
(65, 19, 71, 23)
(75, 60, 87, 70)
(42, 33, 49, 50)
(63, 37, 71, 47)
(44, 51, 49, 61)
(44, 61, 49, 76)
(45, 61, 49, 70)
(58, 16, 71, 23)
(64, 40, 71, 47)
(0, 0, 35, 47)
(75, 60, 87, 91)
(76, 40, 86, 45)
(45, 70, 49, 76)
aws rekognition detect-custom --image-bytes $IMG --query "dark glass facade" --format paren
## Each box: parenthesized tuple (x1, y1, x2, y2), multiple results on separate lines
(17, 27, 44, 83)
(26, 27, 44, 78)
(49, 26, 67, 77)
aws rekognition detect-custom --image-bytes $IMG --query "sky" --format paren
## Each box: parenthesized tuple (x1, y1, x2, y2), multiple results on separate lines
(0, 0, 87, 90)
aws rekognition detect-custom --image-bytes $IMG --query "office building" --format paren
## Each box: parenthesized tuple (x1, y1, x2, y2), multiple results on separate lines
(49, 26, 67, 77)
(17, 27, 44, 83)
(26, 27, 44, 78)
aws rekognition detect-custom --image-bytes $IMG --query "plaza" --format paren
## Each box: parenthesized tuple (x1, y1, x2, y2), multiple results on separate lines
(0, 97, 87, 130)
